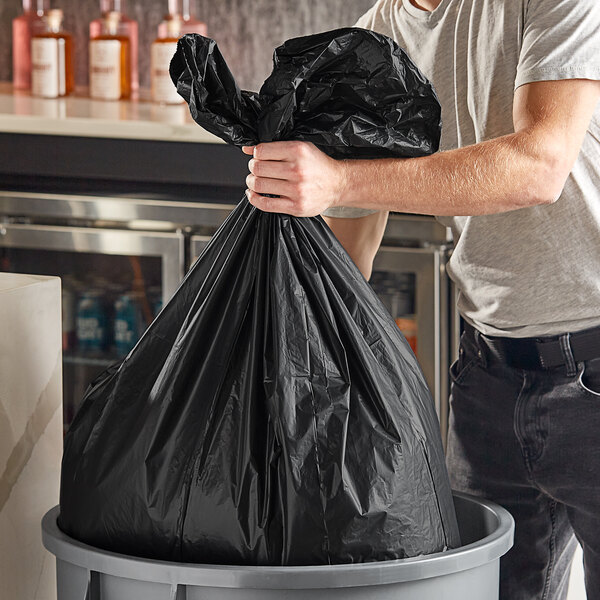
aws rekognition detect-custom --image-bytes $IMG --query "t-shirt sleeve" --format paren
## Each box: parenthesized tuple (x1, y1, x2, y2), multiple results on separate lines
(354, 3, 379, 29)
(515, 0, 600, 89)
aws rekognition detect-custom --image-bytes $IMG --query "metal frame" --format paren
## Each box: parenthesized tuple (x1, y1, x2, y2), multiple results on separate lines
(0, 191, 450, 240)
(0, 223, 185, 304)
(0, 190, 236, 229)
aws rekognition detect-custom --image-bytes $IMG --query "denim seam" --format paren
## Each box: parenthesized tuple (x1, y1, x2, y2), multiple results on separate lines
(529, 392, 546, 464)
(541, 499, 558, 600)
(560, 333, 577, 377)
(451, 358, 477, 386)
(513, 371, 536, 477)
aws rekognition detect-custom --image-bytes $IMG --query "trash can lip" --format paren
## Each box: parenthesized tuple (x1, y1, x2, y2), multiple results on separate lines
(42, 492, 514, 590)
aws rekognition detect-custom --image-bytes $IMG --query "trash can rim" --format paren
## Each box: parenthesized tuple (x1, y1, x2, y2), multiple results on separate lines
(42, 492, 514, 590)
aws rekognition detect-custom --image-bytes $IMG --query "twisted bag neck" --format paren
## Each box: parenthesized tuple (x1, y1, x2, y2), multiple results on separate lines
(169, 27, 441, 159)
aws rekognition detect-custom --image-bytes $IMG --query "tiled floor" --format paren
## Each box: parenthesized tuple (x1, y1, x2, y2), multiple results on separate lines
(568, 544, 585, 599)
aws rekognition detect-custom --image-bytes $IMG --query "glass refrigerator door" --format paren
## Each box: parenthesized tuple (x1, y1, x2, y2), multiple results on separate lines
(0, 223, 185, 435)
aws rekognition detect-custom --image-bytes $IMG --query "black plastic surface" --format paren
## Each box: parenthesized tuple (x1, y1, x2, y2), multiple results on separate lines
(59, 28, 459, 566)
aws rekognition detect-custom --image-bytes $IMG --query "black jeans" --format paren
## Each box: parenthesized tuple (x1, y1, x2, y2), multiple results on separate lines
(446, 325, 600, 600)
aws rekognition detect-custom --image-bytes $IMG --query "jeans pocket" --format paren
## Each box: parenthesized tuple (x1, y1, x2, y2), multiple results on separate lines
(576, 358, 600, 397)
(450, 343, 477, 385)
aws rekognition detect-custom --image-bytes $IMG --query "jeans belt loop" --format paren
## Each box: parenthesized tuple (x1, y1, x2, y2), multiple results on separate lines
(558, 333, 577, 377)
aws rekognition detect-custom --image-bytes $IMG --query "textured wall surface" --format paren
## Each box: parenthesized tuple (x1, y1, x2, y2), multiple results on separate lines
(1, 0, 374, 91)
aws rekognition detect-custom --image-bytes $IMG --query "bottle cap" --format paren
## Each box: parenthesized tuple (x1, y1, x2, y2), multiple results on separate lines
(104, 10, 121, 35)
(45, 8, 63, 30)
(100, 0, 124, 13)
(166, 15, 183, 38)
(106, 10, 121, 22)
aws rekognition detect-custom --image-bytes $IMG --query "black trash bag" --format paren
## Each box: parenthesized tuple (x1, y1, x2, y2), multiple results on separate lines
(59, 27, 460, 566)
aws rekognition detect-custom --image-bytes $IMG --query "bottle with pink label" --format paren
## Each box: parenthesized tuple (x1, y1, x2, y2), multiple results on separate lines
(12, 0, 50, 90)
(89, 0, 138, 97)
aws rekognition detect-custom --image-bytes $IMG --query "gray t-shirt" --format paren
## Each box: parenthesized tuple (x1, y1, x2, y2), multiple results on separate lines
(325, 0, 600, 338)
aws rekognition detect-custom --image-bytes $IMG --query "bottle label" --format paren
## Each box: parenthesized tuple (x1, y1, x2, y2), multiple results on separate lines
(31, 37, 66, 98)
(151, 42, 182, 104)
(90, 39, 122, 100)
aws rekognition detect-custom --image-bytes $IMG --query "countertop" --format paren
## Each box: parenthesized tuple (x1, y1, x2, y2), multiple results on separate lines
(0, 82, 222, 144)
(0, 82, 247, 189)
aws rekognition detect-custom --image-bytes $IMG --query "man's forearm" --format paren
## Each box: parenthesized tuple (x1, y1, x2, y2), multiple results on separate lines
(338, 130, 565, 216)
(243, 129, 567, 218)
(243, 79, 600, 219)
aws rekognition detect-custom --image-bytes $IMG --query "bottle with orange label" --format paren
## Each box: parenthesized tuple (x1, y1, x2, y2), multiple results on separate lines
(89, 0, 138, 99)
(89, 11, 131, 100)
(31, 9, 74, 98)
(151, 15, 184, 105)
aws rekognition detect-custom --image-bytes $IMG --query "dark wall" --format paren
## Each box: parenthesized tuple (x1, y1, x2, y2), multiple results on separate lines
(0, 0, 374, 92)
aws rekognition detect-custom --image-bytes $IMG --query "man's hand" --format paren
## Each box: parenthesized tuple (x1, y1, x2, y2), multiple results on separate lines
(242, 141, 348, 216)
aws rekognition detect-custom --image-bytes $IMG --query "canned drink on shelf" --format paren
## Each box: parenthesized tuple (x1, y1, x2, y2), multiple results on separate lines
(76, 290, 108, 354)
(114, 292, 144, 357)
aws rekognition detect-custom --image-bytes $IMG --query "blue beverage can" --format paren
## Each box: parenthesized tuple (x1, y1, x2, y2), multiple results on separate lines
(114, 293, 143, 357)
(76, 290, 108, 354)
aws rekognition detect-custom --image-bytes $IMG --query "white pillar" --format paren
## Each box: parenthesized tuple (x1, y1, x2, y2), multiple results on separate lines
(0, 273, 62, 600)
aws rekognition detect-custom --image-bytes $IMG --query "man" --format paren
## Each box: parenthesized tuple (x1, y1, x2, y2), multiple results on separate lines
(241, 0, 600, 598)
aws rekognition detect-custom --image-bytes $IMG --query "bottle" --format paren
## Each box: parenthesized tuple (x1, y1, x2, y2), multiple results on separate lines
(157, 0, 207, 38)
(89, 0, 139, 95)
(89, 11, 131, 100)
(31, 9, 74, 99)
(12, 0, 50, 90)
(113, 292, 143, 357)
(76, 290, 108, 355)
(151, 15, 184, 105)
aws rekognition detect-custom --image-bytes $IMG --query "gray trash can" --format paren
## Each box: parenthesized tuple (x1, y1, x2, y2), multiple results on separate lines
(42, 492, 514, 600)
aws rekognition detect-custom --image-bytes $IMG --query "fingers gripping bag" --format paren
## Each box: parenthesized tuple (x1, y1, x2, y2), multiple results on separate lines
(59, 27, 460, 566)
